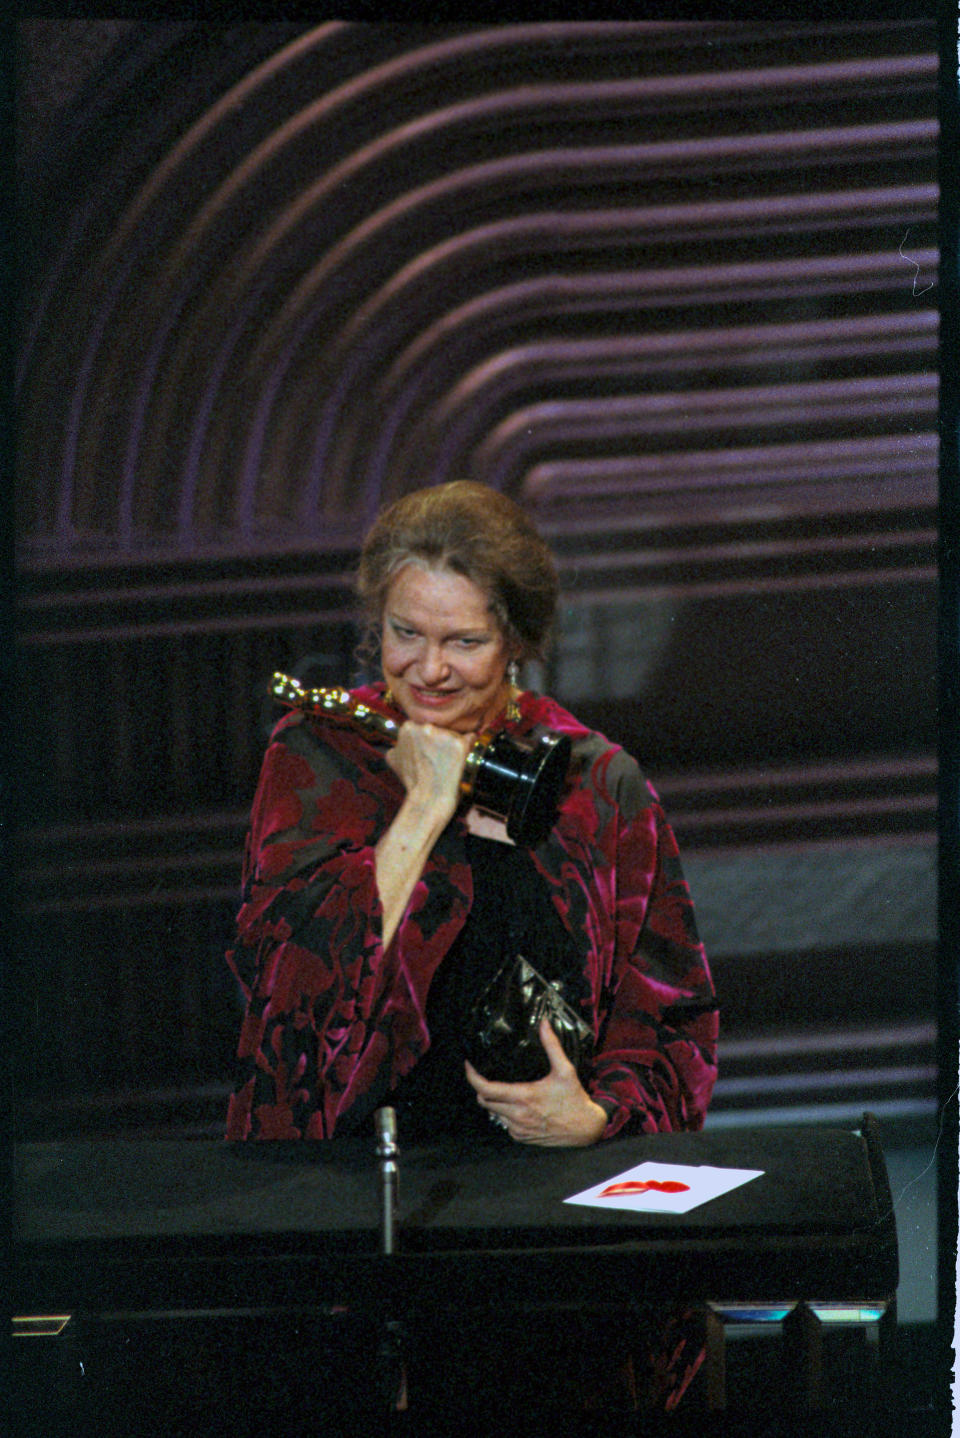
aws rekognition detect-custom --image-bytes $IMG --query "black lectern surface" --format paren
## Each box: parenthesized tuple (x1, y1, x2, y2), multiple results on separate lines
(14, 1117, 897, 1315)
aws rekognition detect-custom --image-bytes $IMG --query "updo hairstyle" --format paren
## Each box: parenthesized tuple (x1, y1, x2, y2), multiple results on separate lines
(356, 481, 558, 661)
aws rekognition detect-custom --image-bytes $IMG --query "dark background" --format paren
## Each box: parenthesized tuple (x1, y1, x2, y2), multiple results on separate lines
(10, 17, 954, 1429)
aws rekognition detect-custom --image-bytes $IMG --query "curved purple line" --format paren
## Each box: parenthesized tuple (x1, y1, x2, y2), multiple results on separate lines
(115, 242, 268, 543)
(179, 287, 266, 541)
(49, 26, 349, 546)
(294, 191, 931, 523)
(118, 277, 195, 541)
(56, 244, 141, 542)
(419, 311, 938, 471)
(180, 25, 723, 527)
(477, 376, 939, 492)
(187, 50, 941, 521)
(354, 371, 426, 519)
(235, 285, 338, 535)
(300, 329, 398, 528)
(17, 202, 94, 397)
(304, 227, 939, 513)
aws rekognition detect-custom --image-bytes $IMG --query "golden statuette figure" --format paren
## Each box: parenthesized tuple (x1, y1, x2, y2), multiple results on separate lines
(268, 671, 571, 847)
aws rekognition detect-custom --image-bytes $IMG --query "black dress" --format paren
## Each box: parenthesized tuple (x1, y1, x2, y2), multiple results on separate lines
(389, 834, 587, 1142)
(388, 838, 708, 1419)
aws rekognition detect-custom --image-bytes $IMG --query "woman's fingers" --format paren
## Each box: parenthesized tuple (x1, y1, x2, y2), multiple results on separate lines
(464, 1038, 607, 1147)
(538, 1015, 575, 1073)
(389, 721, 474, 810)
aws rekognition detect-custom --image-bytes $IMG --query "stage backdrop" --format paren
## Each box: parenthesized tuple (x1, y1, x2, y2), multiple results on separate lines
(14, 20, 939, 1139)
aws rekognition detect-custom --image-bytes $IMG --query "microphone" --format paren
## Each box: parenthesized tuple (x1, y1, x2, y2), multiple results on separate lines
(375, 1106, 399, 1256)
(373, 1107, 407, 1409)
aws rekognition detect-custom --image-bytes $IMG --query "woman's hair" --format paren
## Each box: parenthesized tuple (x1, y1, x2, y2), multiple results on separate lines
(356, 481, 559, 660)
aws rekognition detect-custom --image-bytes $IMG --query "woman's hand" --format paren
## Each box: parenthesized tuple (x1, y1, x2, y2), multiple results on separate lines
(465, 1017, 608, 1147)
(385, 720, 473, 826)
(375, 722, 474, 951)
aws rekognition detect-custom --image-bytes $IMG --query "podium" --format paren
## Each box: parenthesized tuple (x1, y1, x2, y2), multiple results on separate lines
(12, 1115, 898, 1433)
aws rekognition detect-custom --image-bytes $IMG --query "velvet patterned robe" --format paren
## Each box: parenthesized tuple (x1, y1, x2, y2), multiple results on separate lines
(225, 687, 718, 1143)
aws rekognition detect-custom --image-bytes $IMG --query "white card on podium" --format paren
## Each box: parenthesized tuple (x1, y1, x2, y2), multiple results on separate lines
(564, 1160, 763, 1215)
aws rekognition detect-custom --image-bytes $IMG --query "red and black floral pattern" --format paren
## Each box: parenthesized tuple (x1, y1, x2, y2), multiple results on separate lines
(225, 687, 718, 1142)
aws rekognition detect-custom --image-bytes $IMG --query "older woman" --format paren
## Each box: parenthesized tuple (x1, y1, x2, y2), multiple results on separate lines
(225, 481, 717, 1149)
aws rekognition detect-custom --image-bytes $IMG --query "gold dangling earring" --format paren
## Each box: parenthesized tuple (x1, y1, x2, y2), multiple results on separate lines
(506, 660, 521, 722)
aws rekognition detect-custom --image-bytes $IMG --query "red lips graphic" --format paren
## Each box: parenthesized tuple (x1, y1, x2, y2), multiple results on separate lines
(598, 1179, 690, 1197)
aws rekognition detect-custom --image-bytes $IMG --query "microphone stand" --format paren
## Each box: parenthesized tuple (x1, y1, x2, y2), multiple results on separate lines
(377, 1106, 399, 1256)
(374, 1108, 408, 1418)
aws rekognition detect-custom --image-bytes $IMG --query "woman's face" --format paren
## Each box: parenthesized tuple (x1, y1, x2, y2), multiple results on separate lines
(381, 563, 515, 734)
